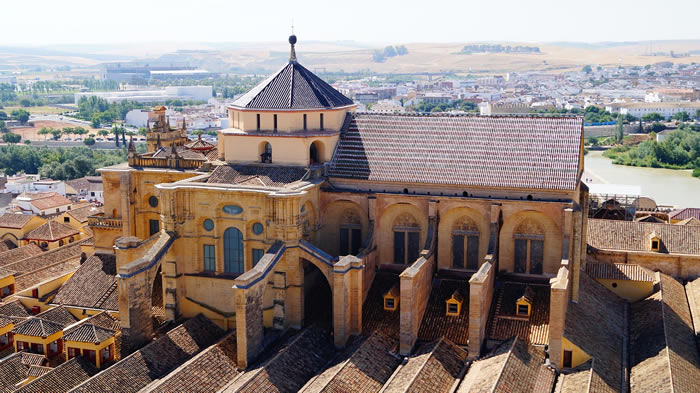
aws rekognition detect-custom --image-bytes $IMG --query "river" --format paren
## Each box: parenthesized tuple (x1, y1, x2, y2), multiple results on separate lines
(584, 150, 700, 208)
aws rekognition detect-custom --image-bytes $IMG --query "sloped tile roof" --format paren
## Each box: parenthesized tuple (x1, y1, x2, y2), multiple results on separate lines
(686, 277, 700, 344)
(676, 216, 700, 226)
(4, 241, 83, 278)
(63, 323, 115, 344)
(25, 365, 52, 378)
(0, 213, 37, 229)
(23, 221, 79, 242)
(83, 311, 120, 331)
(231, 61, 353, 110)
(12, 317, 65, 337)
(71, 315, 224, 393)
(53, 254, 117, 311)
(630, 274, 700, 393)
(23, 192, 72, 211)
(13, 256, 82, 292)
(34, 306, 78, 327)
(669, 207, 700, 221)
(0, 353, 31, 393)
(587, 218, 700, 255)
(585, 263, 655, 282)
(417, 279, 470, 346)
(329, 114, 583, 191)
(457, 337, 554, 393)
(303, 330, 400, 393)
(489, 282, 550, 345)
(15, 356, 99, 393)
(20, 353, 47, 366)
(382, 338, 466, 393)
(0, 244, 44, 267)
(0, 300, 31, 318)
(361, 272, 401, 337)
(65, 205, 102, 223)
(206, 164, 309, 188)
(144, 333, 238, 393)
(232, 328, 335, 393)
(563, 272, 625, 393)
(151, 145, 206, 160)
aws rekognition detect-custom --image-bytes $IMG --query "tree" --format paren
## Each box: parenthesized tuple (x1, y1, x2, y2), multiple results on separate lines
(696, 109, 700, 120)
(642, 112, 664, 122)
(672, 111, 690, 122)
(20, 98, 31, 107)
(0, 111, 7, 120)
(0, 120, 6, 132)
(138, 127, 147, 136)
(615, 115, 624, 143)
(112, 126, 122, 147)
(83, 137, 95, 146)
(97, 130, 109, 138)
(3, 133, 21, 144)
(121, 129, 127, 146)
(582, 65, 592, 74)
(24, 140, 31, 145)
(37, 127, 50, 140)
(91, 114, 101, 129)
(12, 109, 29, 125)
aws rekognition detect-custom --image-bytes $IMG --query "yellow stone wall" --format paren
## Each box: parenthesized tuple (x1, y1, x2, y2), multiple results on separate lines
(562, 336, 591, 368)
(498, 207, 563, 275)
(228, 107, 351, 134)
(589, 249, 700, 278)
(318, 196, 370, 257)
(595, 278, 654, 302)
(220, 134, 338, 166)
(64, 336, 115, 368)
(14, 330, 62, 352)
(0, 216, 46, 247)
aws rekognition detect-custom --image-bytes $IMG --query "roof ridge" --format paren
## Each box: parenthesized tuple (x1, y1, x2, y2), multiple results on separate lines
(490, 337, 519, 393)
(658, 279, 675, 393)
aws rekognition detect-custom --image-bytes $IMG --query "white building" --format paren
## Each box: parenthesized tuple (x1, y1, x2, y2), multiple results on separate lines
(32, 180, 66, 196)
(13, 192, 72, 216)
(607, 102, 700, 119)
(75, 85, 212, 104)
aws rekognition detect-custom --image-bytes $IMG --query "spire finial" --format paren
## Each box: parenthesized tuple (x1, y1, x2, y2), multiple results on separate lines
(289, 31, 297, 63)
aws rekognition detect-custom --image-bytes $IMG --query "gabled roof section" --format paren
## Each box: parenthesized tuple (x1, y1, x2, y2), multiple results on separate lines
(0, 213, 39, 229)
(12, 317, 64, 337)
(585, 263, 655, 282)
(0, 300, 31, 318)
(23, 221, 79, 242)
(230, 61, 353, 110)
(14, 357, 99, 393)
(53, 254, 117, 311)
(587, 219, 700, 255)
(329, 114, 584, 191)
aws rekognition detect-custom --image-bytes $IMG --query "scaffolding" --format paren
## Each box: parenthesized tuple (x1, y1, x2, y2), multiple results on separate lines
(588, 192, 639, 221)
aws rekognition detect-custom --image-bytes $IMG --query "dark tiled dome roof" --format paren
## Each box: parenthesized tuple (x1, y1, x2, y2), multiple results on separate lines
(230, 61, 353, 110)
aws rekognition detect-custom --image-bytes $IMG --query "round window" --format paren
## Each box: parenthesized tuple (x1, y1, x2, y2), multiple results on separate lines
(203, 219, 214, 231)
(222, 205, 243, 215)
(148, 196, 158, 208)
(252, 222, 264, 235)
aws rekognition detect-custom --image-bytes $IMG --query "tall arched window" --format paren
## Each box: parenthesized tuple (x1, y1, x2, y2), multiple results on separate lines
(513, 219, 544, 274)
(393, 213, 420, 264)
(261, 142, 272, 163)
(224, 227, 244, 274)
(452, 217, 480, 270)
(309, 142, 319, 165)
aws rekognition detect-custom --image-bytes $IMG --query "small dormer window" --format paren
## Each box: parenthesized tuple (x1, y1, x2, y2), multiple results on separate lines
(383, 284, 399, 311)
(515, 286, 534, 318)
(517, 304, 530, 316)
(651, 238, 660, 251)
(445, 290, 464, 316)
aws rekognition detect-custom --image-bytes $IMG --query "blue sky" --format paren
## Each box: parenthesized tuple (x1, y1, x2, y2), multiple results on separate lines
(3, 0, 698, 45)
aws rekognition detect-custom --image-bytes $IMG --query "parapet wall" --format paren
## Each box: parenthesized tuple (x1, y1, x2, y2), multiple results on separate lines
(468, 257, 496, 359)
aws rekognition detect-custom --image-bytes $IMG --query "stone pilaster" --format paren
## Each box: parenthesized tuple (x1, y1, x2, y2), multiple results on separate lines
(549, 266, 570, 370)
(468, 259, 495, 359)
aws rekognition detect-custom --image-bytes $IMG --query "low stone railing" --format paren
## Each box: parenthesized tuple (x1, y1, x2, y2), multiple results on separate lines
(88, 216, 123, 229)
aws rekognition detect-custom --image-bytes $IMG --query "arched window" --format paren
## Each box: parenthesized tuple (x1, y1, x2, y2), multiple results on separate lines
(452, 217, 480, 270)
(224, 227, 244, 274)
(261, 142, 272, 163)
(339, 210, 362, 256)
(320, 113, 324, 130)
(513, 219, 544, 274)
(309, 142, 319, 165)
(393, 213, 420, 264)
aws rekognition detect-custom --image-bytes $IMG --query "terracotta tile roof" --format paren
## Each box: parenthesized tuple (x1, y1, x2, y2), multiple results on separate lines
(382, 338, 467, 393)
(62, 323, 115, 343)
(0, 213, 37, 229)
(585, 263, 655, 282)
(0, 241, 10, 253)
(686, 277, 700, 344)
(145, 333, 238, 393)
(233, 328, 335, 393)
(417, 279, 470, 346)
(555, 360, 595, 393)
(13, 256, 82, 292)
(25, 365, 52, 378)
(362, 272, 401, 337)
(185, 136, 216, 151)
(0, 352, 32, 393)
(488, 282, 550, 345)
(22, 221, 79, 242)
(310, 331, 400, 393)
(83, 311, 120, 331)
(587, 218, 700, 255)
(0, 314, 24, 329)
(65, 204, 102, 223)
(669, 208, 700, 221)
(206, 164, 309, 188)
(0, 299, 30, 319)
(151, 145, 206, 160)
(563, 272, 625, 393)
(71, 315, 225, 393)
(231, 61, 353, 110)
(53, 254, 117, 311)
(35, 306, 78, 327)
(15, 357, 99, 393)
(458, 337, 554, 393)
(22, 192, 72, 211)
(630, 274, 700, 393)
(4, 241, 83, 277)
(0, 266, 12, 280)
(0, 244, 44, 267)
(675, 216, 700, 226)
(329, 114, 583, 191)
(20, 353, 47, 366)
(12, 317, 65, 337)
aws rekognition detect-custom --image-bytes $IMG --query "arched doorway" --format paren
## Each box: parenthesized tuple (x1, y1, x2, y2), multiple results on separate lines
(151, 266, 164, 329)
(309, 142, 319, 165)
(302, 259, 333, 329)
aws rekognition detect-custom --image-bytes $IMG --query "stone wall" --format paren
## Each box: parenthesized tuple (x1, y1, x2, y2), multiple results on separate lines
(399, 252, 435, 355)
(468, 258, 495, 359)
(548, 265, 570, 369)
(589, 248, 700, 279)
